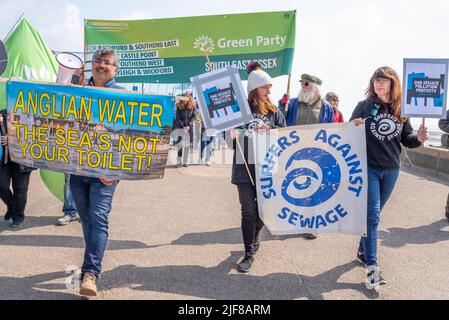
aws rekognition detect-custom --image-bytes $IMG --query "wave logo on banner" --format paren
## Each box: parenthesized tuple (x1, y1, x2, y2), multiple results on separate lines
(255, 124, 368, 236)
(281, 148, 341, 207)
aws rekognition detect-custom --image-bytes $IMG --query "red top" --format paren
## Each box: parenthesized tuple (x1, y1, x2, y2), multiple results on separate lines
(333, 108, 344, 123)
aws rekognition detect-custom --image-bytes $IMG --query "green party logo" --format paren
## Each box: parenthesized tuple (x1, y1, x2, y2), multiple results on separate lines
(193, 35, 215, 54)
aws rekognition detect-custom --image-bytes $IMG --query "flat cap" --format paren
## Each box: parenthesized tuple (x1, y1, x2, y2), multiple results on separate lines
(300, 73, 322, 85)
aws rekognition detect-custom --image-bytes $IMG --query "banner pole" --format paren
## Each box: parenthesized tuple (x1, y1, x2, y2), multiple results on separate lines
(287, 73, 292, 94)
(204, 51, 212, 71)
(285, 73, 292, 112)
(236, 139, 255, 187)
(422, 117, 426, 148)
(83, 18, 87, 80)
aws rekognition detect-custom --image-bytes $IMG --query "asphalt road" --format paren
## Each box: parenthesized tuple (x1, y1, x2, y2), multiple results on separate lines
(0, 149, 448, 300)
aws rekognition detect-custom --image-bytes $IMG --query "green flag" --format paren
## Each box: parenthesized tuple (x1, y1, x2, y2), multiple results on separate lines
(0, 18, 58, 107)
(1, 17, 64, 202)
(85, 10, 296, 83)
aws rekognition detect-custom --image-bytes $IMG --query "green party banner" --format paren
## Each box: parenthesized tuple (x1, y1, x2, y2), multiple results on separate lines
(84, 10, 296, 83)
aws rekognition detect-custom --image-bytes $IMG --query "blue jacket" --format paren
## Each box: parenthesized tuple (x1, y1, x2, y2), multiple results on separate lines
(285, 97, 334, 126)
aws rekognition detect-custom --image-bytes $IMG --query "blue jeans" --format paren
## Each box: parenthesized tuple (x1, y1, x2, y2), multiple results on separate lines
(70, 175, 117, 277)
(200, 136, 213, 162)
(358, 167, 399, 267)
(63, 174, 78, 218)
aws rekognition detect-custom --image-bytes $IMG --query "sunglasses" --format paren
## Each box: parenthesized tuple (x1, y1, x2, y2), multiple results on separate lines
(300, 81, 310, 87)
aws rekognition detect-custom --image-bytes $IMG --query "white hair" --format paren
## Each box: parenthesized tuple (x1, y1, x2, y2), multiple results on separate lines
(298, 83, 321, 104)
(93, 47, 120, 68)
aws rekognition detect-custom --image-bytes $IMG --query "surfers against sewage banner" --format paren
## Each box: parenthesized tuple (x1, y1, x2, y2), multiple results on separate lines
(254, 123, 368, 236)
(84, 11, 295, 83)
(7, 80, 175, 180)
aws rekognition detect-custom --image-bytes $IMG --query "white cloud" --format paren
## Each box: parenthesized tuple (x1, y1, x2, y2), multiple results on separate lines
(65, 3, 82, 31)
(38, 2, 83, 52)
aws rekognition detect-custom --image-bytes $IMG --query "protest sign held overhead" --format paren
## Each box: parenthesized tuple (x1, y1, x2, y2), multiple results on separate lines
(254, 123, 368, 236)
(191, 66, 253, 132)
(402, 58, 449, 118)
(84, 10, 296, 83)
(6, 80, 175, 180)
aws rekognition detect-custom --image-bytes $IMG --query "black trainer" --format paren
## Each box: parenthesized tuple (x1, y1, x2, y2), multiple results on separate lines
(356, 251, 367, 266)
(10, 221, 22, 229)
(236, 255, 255, 273)
(4, 206, 12, 221)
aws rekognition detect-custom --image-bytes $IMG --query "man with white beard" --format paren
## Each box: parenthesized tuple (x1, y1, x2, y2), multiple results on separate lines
(285, 74, 334, 126)
(284, 74, 335, 239)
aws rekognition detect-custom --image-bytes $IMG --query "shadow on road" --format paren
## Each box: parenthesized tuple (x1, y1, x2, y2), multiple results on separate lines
(0, 234, 150, 250)
(379, 219, 449, 248)
(97, 252, 378, 300)
(170, 227, 312, 246)
(0, 271, 81, 300)
(0, 216, 66, 233)
(0, 253, 380, 300)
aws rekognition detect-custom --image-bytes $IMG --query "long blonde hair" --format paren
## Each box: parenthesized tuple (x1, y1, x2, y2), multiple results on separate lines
(248, 90, 277, 116)
(176, 94, 195, 111)
(366, 66, 406, 123)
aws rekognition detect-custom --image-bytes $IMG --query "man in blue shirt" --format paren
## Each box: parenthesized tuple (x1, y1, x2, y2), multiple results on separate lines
(70, 47, 124, 297)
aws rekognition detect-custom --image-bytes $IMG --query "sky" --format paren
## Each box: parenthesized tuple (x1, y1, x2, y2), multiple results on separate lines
(1, 0, 449, 131)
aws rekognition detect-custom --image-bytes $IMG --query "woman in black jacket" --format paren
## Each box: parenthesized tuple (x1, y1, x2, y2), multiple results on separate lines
(174, 93, 197, 167)
(0, 110, 36, 228)
(350, 66, 428, 288)
(231, 62, 286, 272)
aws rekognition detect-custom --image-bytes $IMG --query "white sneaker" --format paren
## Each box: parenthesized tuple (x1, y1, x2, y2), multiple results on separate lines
(205, 161, 212, 166)
(57, 214, 79, 226)
(198, 159, 204, 165)
(366, 265, 387, 289)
